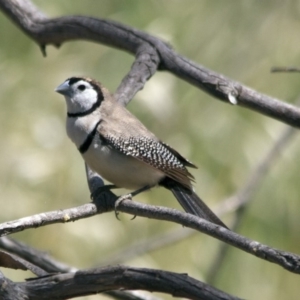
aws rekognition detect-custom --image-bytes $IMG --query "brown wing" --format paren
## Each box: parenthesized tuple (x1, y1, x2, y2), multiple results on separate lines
(99, 132, 195, 190)
(99, 100, 195, 189)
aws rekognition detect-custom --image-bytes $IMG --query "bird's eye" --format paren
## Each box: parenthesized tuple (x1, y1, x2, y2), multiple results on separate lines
(78, 85, 86, 91)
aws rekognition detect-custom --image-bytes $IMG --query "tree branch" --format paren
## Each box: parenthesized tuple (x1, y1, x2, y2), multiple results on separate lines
(0, 237, 164, 300)
(1, 1, 300, 299)
(1, 0, 300, 126)
(99, 228, 194, 266)
(0, 265, 240, 300)
(0, 195, 300, 274)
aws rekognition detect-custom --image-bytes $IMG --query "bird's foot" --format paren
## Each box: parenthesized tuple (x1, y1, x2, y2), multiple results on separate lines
(113, 185, 152, 220)
(114, 193, 136, 220)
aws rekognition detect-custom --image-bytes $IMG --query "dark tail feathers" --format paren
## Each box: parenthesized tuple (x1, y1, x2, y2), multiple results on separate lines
(168, 185, 228, 228)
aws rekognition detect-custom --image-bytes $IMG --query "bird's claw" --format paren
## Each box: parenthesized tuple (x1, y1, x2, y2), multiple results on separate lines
(114, 193, 136, 220)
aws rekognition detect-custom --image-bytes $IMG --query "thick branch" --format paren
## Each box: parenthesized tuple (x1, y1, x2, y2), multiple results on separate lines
(0, 265, 240, 300)
(0, 238, 164, 300)
(1, 0, 300, 126)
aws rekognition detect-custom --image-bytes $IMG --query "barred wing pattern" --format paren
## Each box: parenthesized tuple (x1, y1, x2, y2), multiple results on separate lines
(101, 135, 195, 190)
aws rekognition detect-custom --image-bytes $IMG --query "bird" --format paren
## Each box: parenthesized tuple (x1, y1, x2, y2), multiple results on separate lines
(55, 76, 227, 228)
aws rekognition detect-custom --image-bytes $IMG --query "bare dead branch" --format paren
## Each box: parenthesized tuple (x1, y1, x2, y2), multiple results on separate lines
(0, 198, 114, 237)
(0, 195, 300, 274)
(1, 0, 300, 127)
(0, 236, 236, 300)
(0, 265, 241, 300)
(0, 238, 165, 300)
(118, 199, 300, 274)
(1, 1, 300, 299)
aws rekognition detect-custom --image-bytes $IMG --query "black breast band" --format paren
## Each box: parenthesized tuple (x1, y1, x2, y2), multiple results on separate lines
(78, 120, 102, 154)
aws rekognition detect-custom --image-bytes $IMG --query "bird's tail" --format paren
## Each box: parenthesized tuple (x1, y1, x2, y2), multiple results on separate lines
(169, 185, 228, 228)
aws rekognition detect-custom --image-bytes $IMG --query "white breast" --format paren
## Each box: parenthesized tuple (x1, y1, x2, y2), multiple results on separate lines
(66, 111, 100, 147)
(83, 135, 165, 190)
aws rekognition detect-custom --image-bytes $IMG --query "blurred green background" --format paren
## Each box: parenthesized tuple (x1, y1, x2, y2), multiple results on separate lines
(1, 1, 300, 299)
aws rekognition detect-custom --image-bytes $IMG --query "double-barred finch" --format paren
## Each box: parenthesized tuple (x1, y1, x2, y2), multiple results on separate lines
(56, 77, 227, 228)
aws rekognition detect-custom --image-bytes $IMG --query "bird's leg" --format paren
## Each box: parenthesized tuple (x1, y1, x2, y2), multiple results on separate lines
(114, 185, 153, 220)
(90, 184, 118, 201)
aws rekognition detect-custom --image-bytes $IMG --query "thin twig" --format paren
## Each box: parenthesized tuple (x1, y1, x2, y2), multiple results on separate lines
(271, 66, 300, 73)
(0, 237, 75, 273)
(217, 116, 297, 216)
(99, 228, 194, 266)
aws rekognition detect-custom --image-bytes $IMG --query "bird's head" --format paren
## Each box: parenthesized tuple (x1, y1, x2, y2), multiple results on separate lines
(55, 77, 105, 116)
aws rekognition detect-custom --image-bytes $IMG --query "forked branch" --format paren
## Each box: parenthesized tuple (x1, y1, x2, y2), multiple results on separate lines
(1, 0, 300, 126)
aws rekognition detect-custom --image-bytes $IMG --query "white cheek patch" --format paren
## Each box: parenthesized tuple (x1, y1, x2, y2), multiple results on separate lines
(79, 89, 98, 109)
(72, 86, 98, 112)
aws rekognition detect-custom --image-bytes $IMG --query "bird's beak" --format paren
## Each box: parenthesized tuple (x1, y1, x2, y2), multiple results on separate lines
(55, 81, 71, 96)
